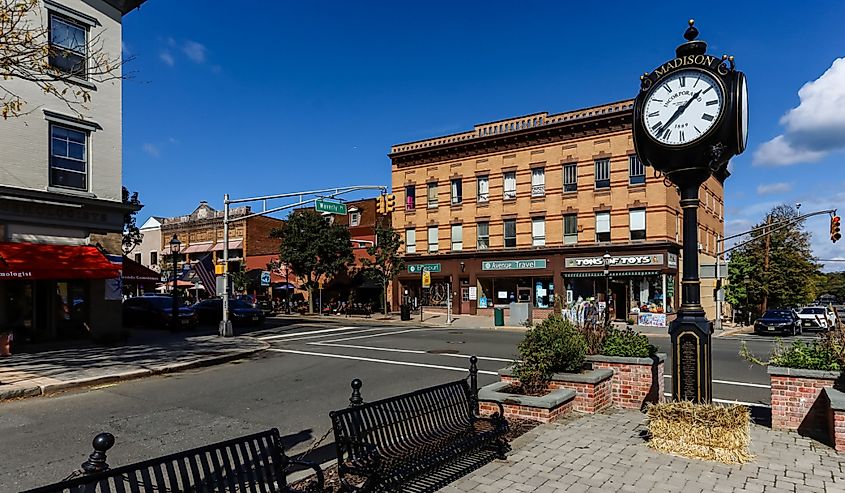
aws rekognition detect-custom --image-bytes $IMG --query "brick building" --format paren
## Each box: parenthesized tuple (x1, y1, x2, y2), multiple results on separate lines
(389, 100, 724, 324)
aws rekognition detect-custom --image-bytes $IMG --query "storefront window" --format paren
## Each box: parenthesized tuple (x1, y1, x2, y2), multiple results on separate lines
(533, 278, 554, 308)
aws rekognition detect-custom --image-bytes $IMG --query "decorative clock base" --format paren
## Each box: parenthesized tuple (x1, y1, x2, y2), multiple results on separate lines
(668, 309, 712, 403)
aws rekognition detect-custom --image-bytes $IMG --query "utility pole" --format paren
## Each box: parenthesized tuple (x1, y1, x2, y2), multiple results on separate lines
(761, 214, 772, 315)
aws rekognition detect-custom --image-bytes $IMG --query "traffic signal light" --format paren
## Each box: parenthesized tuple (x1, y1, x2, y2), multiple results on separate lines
(376, 195, 386, 214)
(385, 193, 396, 213)
(831, 215, 841, 243)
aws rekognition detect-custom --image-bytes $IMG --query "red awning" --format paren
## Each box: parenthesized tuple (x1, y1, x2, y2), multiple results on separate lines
(0, 242, 121, 280)
(182, 242, 214, 254)
(122, 255, 161, 282)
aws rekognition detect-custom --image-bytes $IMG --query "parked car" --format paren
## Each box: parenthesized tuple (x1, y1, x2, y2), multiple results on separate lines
(796, 306, 836, 331)
(123, 296, 198, 330)
(754, 309, 801, 336)
(193, 298, 265, 326)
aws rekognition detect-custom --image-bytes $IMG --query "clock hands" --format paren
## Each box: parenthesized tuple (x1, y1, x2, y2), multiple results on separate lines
(656, 89, 703, 138)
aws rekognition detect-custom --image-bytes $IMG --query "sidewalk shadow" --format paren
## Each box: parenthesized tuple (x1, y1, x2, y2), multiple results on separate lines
(398, 449, 498, 493)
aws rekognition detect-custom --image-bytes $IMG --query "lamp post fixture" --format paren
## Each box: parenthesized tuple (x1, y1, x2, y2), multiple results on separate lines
(169, 235, 181, 330)
(602, 251, 611, 326)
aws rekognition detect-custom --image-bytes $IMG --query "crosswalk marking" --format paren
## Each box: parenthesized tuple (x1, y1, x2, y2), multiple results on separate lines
(267, 348, 499, 375)
(257, 326, 360, 341)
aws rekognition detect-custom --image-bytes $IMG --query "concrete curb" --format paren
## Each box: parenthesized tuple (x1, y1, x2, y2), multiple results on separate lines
(0, 341, 268, 402)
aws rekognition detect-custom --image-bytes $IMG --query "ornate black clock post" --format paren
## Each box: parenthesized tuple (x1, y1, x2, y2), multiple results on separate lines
(633, 20, 748, 403)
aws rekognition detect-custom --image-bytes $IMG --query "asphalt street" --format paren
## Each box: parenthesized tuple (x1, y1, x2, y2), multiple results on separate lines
(0, 318, 813, 491)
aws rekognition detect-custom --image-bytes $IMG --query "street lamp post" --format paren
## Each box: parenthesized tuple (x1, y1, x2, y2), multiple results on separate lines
(169, 235, 181, 330)
(602, 251, 611, 327)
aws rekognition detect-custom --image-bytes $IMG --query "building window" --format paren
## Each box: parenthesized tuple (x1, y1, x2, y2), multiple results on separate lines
(595, 159, 610, 189)
(451, 224, 463, 251)
(134, 253, 141, 263)
(477, 222, 489, 250)
(150, 251, 158, 266)
(503, 172, 516, 200)
(427, 226, 438, 252)
(532, 218, 545, 246)
(49, 14, 87, 76)
(349, 211, 361, 227)
(563, 163, 577, 192)
(629, 208, 646, 241)
(405, 185, 415, 211)
(531, 168, 545, 197)
(504, 219, 517, 248)
(405, 229, 416, 254)
(427, 183, 438, 208)
(629, 155, 645, 185)
(477, 176, 489, 203)
(50, 124, 87, 190)
(564, 214, 578, 245)
(596, 211, 610, 242)
(451, 178, 462, 205)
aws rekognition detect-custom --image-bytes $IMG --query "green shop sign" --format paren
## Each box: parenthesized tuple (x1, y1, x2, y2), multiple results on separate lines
(482, 259, 547, 271)
(407, 263, 441, 274)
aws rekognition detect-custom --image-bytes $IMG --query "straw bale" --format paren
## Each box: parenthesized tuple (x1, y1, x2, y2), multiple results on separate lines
(645, 401, 753, 464)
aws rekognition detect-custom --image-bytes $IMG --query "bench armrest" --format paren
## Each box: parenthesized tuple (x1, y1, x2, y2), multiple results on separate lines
(475, 398, 506, 419)
(285, 458, 324, 492)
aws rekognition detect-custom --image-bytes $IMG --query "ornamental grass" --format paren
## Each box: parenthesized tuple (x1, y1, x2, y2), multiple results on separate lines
(646, 401, 753, 464)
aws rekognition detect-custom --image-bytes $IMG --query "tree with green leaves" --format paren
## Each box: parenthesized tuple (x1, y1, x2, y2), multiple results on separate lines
(122, 187, 143, 254)
(814, 271, 845, 302)
(272, 210, 353, 314)
(726, 204, 818, 321)
(361, 221, 405, 316)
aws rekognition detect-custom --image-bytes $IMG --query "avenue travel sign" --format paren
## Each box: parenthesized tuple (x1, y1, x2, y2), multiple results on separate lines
(407, 263, 441, 273)
(482, 259, 547, 271)
(314, 199, 347, 215)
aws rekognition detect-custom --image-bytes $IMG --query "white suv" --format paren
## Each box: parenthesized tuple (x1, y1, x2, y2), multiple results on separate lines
(797, 306, 836, 331)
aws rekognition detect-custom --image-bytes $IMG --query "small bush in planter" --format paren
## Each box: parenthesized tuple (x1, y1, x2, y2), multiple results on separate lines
(601, 327, 657, 358)
(740, 339, 842, 371)
(513, 315, 587, 394)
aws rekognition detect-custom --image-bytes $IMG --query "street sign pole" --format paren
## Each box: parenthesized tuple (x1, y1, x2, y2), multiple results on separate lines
(219, 194, 233, 337)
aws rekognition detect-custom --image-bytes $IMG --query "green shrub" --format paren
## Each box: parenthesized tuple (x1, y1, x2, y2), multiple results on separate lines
(740, 339, 842, 372)
(601, 327, 657, 358)
(513, 315, 587, 393)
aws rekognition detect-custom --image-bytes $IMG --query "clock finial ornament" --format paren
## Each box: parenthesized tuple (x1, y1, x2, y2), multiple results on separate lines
(676, 19, 706, 57)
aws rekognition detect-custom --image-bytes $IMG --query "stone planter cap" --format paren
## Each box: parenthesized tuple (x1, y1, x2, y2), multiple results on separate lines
(499, 366, 613, 384)
(767, 366, 843, 380)
(478, 381, 576, 409)
(825, 387, 845, 411)
(586, 353, 666, 365)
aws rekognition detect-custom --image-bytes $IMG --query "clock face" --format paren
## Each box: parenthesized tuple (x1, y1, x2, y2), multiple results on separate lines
(643, 70, 724, 146)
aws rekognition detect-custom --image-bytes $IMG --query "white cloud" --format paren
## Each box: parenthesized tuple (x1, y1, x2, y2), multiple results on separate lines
(753, 57, 845, 166)
(142, 143, 160, 158)
(182, 41, 207, 63)
(756, 182, 792, 196)
(159, 51, 175, 66)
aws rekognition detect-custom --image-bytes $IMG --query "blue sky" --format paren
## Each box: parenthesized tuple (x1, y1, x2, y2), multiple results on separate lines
(121, 1, 845, 267)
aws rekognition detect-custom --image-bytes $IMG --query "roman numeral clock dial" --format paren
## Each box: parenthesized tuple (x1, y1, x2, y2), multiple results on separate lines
(642, 70, 724, 146)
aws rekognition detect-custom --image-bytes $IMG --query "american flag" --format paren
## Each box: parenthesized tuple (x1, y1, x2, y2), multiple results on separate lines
(193, 253, 217, 296)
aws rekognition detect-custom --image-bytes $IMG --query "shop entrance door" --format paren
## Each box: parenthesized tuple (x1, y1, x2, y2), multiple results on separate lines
(612, 282, 627, 321)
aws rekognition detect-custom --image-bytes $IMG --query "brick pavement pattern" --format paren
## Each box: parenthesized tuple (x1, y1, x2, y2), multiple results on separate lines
(439, 409, 845, 493)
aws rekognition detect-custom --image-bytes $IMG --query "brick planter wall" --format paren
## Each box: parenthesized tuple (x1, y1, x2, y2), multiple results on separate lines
(824, 388, 845, 452)
(499, 367, 613, 414)
(478, 381, 575, 423)
(586, 354, 666, 410)
(769, 366, 842, 434)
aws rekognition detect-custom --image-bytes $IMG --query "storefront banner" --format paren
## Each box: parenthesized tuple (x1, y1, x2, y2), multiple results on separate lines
(639, 312, 667, 327)
(407, 263, 441, 273)
(565, 254, 664, 268)
(482, 259, 547, 270)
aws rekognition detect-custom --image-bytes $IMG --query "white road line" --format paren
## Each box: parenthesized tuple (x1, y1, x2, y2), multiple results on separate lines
(662, 393, 770, 408)
(309, 342, 516, 363)
(258, 326, 359, 341)
(663, 375, 770, 389)
(267, 348, 499, 375)
(322, 328, 441, 343)
(268, 327, 395, 342)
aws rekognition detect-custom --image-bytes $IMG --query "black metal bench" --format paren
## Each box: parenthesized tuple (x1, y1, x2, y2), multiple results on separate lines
(329, 357, 508, 492)
(25, 428, 324, 493)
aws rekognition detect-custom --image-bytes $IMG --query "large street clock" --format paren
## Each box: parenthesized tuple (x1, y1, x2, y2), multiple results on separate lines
(633, 20, 747, 183)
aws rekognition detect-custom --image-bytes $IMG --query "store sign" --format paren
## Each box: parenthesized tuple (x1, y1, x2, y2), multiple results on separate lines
(407, 263, 441, 273)
(260, 271, 271, 287)
(565, 254, 664, 268)
(668, 253, 678, 268)
(482, 259, 547, 271)
(422, 270, 431, 288)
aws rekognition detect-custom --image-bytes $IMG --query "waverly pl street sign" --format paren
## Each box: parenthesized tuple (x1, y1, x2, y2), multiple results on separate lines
(314, 199, 347, 215)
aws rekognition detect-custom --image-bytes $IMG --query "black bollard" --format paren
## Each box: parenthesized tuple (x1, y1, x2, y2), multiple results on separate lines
(81, 432, 115, 475)
(469, 356, 479, 414)
(349, 378, 364, 407)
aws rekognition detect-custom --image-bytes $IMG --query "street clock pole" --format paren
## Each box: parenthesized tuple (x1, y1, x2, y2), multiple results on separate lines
(632, 20, 748, 403)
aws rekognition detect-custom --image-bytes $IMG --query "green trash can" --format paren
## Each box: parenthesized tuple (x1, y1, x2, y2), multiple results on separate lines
(494, 307, 505, 327)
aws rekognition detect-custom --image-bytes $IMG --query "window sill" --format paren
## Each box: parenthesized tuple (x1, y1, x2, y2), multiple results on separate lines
(45, 186, 96, 199)
(64, 75, 97, 91)
(450, 202, 463, 209)
(476, 201, 489, 207)
(405, 208, 416, 214)
(531, 195, 546, 201)
(628, 182, 646, 189)
(503, 197, 517, 203)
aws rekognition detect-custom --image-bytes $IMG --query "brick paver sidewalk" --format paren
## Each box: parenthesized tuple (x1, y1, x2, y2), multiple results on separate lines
(440, 409, 845, 493)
